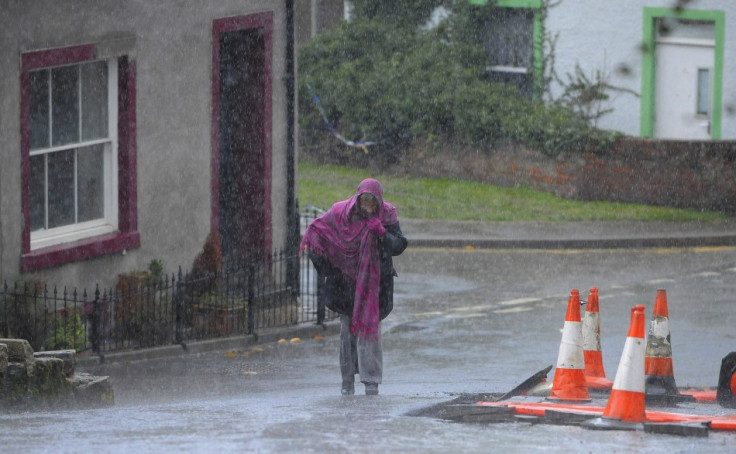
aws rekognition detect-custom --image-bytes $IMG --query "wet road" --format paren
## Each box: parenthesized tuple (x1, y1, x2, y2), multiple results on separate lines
(3, 245, 736, 453)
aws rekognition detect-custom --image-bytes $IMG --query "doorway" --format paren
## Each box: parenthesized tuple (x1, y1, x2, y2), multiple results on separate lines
(654, 20, 715, 139)
(213, 16, 272, 265)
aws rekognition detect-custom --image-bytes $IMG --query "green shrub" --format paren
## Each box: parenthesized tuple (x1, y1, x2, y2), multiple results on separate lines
(300, 20, 489, 160)
(453, 81, 523, 146)
(348, 0, 445, 29)
(148, 259, 165, 284)
(46, 308, 86, 351)
(298, 9, 614, 162)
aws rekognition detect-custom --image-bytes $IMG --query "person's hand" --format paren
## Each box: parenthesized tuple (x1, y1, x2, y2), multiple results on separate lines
(365, 216, 386, 236)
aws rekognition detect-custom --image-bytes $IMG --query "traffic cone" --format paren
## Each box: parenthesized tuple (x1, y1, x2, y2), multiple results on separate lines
(644, 289, 689, 403)
(583, 287, 613, 390)
(548, 289, 591, 402)
(585, 305, 647, 430)
(717, 352, 736, 408)
(603, 305, 647, 421)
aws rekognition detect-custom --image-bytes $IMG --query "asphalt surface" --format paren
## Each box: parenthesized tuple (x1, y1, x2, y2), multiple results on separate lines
(56, 219, 736, 452)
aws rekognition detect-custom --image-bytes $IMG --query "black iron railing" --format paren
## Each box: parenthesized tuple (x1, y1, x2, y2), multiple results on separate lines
(1, 211, 337, 357)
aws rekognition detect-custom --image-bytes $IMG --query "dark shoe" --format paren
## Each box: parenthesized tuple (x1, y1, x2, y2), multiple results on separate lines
(341, 381, 355, 395)
(364, 382, 379, 396)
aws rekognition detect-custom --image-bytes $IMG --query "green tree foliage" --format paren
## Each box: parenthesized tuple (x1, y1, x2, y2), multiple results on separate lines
(444, 0, 501, 46)
(298, 1, 613, 161)
(349, 0, 446, 28)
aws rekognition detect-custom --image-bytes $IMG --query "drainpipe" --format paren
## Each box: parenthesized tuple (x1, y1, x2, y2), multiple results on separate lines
(0, 172, 3, 280)
(285, 0, 299, 295)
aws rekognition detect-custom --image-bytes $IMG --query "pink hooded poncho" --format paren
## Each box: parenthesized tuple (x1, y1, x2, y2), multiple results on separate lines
(300, 178, 398, 339)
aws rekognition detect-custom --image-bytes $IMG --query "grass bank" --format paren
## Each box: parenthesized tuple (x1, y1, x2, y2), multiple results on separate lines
(298, 162, 727, 222)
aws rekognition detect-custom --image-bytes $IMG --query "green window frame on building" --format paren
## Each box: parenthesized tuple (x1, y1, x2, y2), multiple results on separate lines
(468, 0, 544, 100)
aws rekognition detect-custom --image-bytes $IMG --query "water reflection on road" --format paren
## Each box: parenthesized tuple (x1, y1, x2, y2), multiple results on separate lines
(1, 389, 729, 453)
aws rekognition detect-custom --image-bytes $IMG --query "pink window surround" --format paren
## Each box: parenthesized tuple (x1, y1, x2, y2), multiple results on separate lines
(20, 44, 140, 271)
(211, 12, 274, 255)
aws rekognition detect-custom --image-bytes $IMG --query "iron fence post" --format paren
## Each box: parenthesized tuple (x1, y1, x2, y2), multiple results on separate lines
(174, 267, 187, 350)
(247, 263, 256, 340)
(2, 281, 7, 338)
(287, 200, 300, 297)
(91, 286, 104, 363)
(316, 272, 326, 326)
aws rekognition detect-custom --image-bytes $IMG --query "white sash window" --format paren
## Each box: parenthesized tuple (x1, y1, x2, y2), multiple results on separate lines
(28, 59, 118, 250)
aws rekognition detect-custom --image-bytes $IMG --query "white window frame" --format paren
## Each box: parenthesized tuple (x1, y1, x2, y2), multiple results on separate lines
(487, 65, 529, 75)
(29, 58, 119, 251)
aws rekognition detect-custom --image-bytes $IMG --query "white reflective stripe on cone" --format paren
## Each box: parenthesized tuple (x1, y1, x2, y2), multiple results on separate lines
(582, 312, 601, 351)
(649, 317, 671, 339)
(557, 321, 584, 369)
(612, 336, 646, 393)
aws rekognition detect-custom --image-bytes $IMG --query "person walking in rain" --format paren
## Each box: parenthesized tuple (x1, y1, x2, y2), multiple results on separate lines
(301, 178, 408, 395)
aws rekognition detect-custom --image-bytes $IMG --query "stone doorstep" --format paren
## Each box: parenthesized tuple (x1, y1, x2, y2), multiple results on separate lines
(0, 344, 7, 375)
(33, 357, 69, 392)
(0, 339, 112, 410)
(69, 373, 115, 407)
(1, 341, 77, 378)
(5, 363, 31, 384)
(0, 339, 34, 363)
(34, 350, 77, 377)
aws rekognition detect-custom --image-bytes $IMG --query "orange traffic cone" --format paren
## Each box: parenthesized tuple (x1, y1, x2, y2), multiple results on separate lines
(585, 305, 647, 430)
(583, 287, 613, 390)
(603, 304, 647, 422)
(645, 289, 688, 403)
(717, 352, 736, 408)
(548, 289, 591, 402)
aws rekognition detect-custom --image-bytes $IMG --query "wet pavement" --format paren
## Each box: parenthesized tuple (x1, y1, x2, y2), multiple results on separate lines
(3, 219, 736, 453)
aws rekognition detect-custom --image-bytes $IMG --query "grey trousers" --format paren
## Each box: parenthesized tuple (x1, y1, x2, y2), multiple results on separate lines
(340, 315, 383, 384)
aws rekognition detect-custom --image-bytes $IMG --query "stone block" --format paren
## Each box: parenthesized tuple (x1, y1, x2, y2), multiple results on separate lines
(34, 350, 77, 377)
(34, 357, 70, 395)
(0, 338, 34, 363)
(0, 339, 35, 380)
(0, 343, 8, 377)
(0, 340, 111, 410)
(70, 373, 115, 408)
(5, 362, 31, 397)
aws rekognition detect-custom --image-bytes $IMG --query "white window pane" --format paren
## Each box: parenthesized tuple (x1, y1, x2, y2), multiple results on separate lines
(81, 61, 108, 140)
(77, 144, 105, 222)
(697, 68, 710, 116)
(29, 70, 50, 150)
(47, 149, 75, 228)
(484, 8, 534, 68)
(30, 155, 46, 231)
(51, 66, 79, 146)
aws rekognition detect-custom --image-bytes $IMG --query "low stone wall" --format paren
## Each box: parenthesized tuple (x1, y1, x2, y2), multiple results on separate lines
(578, 139, 736, 213)
(394, 138, 736, 215)
(0, 338, 113, 410)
